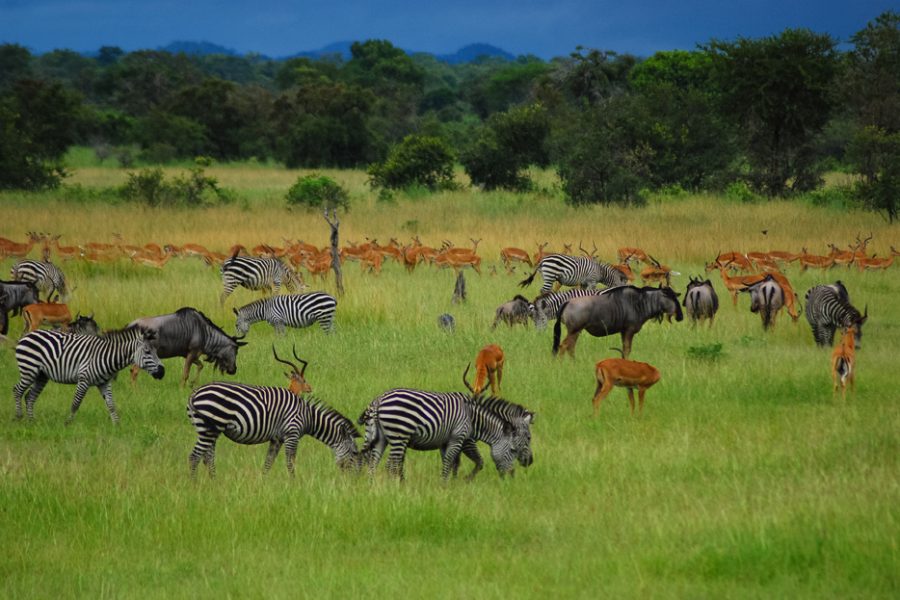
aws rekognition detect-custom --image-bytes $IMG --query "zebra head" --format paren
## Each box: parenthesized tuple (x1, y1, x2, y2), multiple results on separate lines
(334, 425, 362, 472)
(233, 307, 251, 336)
(489, 420, 518, 477)
(511, 412, 535, 468)
(135, 328, 165, 380)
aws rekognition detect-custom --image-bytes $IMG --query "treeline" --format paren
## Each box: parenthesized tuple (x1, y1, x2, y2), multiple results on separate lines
(1, 11, 898, 218)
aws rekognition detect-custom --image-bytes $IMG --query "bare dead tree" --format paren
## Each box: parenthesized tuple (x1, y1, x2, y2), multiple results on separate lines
(324, 209, 344, 297)
(452, 271, 467, 304)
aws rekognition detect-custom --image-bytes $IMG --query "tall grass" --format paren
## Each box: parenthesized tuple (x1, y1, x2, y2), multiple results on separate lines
(0, 170, 897, 598)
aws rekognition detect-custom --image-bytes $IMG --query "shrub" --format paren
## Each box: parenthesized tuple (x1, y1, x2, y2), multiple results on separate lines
(120, 163, 232, 206)
(724, 180, 760, 203)
(285, 174, 350, 211)
(367, 135, 457, 191)
(687, 342, 725, 361)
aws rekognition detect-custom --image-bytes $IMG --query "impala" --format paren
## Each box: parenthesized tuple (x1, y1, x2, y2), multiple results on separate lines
(22, 301, 73, 333)
(463, 344, 505, 396)
(798, 248, 835, 271)
(500, 246, 533, 271)
(591, 350, 660, 416)
(831, 326, 857, 399)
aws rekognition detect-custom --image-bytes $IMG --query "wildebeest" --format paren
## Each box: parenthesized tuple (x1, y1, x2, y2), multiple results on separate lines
(69, 313, 101, 336)
(128, 307, 247, 386)
(0, 280, 40, 336)
(742, 274, 784, 330)
(552, 286, 683, 358)
(683, 277, 719, 327)
(491, 295, 533, 329)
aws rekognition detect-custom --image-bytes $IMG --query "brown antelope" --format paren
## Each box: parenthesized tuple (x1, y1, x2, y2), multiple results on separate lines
(533, 242, 550, 265)
(272, 345, 313, 395)
(46, 235, 81, 261)
(798, 248, 835, 271)
(463, 344, 505, 395)
(434, 250, 482, 274)
(167, 242, 211, 258)
(591, 350, 660, 416)
(716, 263, 767, 306)
(130, 247, 176, 269)
(831, 326, 857, 399)
(561, 243, 574, 255)
(251, 243, 287, 258)
(373, 238, 403, 263)
(0, 232, 42, 260)
(22, 301, 73, 333)
(766, 250, 802, 265)
(851, 233, 873, 261)
(500, 246, 533, 271)
(639, 256, 674, 286)
(827, 243, 856, 268)
(855, 254, 895, 271)
(765, 271, 800, 322)
(617, 247, 649, 265)
(612, 262, 635, 282)
(709, 251, 752, 272)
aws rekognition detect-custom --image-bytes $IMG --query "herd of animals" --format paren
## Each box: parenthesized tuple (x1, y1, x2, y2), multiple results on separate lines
(0, 231, 889, 481)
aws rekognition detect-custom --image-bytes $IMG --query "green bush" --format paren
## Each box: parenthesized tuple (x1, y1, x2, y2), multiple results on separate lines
(120, 164, 232, 206)
(285, 174, 350, 211)
(724, 180, 760, 203)
(367, 135, 457, 191)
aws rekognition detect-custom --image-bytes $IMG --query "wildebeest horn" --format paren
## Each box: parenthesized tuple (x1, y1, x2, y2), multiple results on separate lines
(292, 345, 308, 378)
(272, 345, 299, 375)
(462, 363, 475, 394)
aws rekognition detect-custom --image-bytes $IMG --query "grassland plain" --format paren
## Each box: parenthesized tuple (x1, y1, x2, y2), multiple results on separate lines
(0, 165, 898, 599)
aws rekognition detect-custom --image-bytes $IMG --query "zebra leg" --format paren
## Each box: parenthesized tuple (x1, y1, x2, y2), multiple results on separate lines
(283, 434, 300, 476)
(13, 371, 38, 420)
(366, 432, 388, 477)
(272, 319, 286, 335)
(319, 314, 335, 334)
(440, 439, 465, 481)
(263, 440, 283, 473)
(97, 381, 120, 424)
(386, 440, 410, 480)
(22, 374, 49, 420)
(65, 380, 92, 425)
(460, 439, 484, 481)
(220, 281, 235, 305)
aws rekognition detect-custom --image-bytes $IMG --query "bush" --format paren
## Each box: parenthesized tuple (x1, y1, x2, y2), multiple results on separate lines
(120, 163, 232, 206)
(724, 180, 760, 203)
(285, 174, 350, 211)
(367, 135, 457, 191)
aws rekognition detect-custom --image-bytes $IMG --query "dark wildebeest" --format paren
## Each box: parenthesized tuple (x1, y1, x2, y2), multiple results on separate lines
(68, 313, 101, 336)
(128, 307, 247, 386)
(0, 280, 40, 336)
(552, 286, 683, 358)
(683, 277, 719, 327)
(742, 274, 784, 331)
(491, 295, 534, 329)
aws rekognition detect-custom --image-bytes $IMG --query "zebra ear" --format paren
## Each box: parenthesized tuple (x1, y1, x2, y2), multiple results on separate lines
(526, 412, 535, 424)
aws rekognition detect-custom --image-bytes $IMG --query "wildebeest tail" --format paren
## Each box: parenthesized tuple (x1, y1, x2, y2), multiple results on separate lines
(552, 301, 569, 355)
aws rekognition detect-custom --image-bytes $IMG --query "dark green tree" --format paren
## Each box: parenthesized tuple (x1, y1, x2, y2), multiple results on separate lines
(368, 134, 456, 191)
(705, 29, 839, 196)
(0, 44, 32, 90)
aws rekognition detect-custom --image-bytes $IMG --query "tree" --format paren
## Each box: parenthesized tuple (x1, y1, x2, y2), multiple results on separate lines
(368, 134, 456, 191)
(705, 29, 839, 196)
(462, 104, 549, 190)
(0, 44, 32, 91)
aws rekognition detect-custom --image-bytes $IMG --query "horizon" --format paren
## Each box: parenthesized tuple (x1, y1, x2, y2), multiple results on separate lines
(1, 1, 896, 60)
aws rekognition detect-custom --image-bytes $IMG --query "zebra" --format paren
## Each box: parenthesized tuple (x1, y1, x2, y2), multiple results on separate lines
(219, 254, 306, 305)
(358, 389, 533, 481)
(13, 326, 164, 424)
(532, 288, 611, 330)
(11, 259, 69, 302)
(233, 292, 337, 336)
(804, 282, 868, 347)
(520, 254, 628, 295)
(187, 382, 360, 477)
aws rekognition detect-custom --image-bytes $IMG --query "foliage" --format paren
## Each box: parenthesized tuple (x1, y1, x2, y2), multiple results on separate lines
(841, 10, 900, 133)
(847, 126, 900, 221)
(367, 134, 457, 191)
(705, 29, 840, 196)
(686, 342, 725, 361)
(119, 163, 232, 206)
(462, 103, 549, 191)
(285, 174, 350, 211)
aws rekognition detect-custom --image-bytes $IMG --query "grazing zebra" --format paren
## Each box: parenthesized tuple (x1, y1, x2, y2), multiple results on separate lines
(187, 382, 360, 477)
(358, 388, 534, 481)
(233, 292, 337, 336)
(11, 259, 68, 301)
(13, 326, 164, 423)
(805, 282, 868, 347)
(219, 255, 306, 305)
(520, 254, 628, 295)
(531, 288, 611, 330)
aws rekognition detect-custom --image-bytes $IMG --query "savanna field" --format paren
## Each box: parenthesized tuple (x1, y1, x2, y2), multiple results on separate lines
(1, 162, 898, 598)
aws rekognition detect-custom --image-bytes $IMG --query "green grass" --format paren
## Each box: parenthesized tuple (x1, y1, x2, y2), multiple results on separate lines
(0, 170, 898, 598)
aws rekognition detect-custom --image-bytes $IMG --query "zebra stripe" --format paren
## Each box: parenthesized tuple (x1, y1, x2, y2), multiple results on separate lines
(13, 326, 164, 423)
(234, 292, 337, 335)
(11, 259, 68, 301)
(219, 256, 305, 304)
(804, 282, 867, 347)
(187, 382, 360, 477)
(520, 254, 627, 294)
(532, 287, 612, 330)
(358, 389, 533, 480)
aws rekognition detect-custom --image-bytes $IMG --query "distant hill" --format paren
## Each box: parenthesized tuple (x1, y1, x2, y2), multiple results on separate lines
(155, 40, 516, 63)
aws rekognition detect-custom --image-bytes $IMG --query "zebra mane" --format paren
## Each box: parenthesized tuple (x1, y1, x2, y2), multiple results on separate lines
(303, 395, 360, 438)
(468, 394, 533, 421)
(98, 324, 145, 340)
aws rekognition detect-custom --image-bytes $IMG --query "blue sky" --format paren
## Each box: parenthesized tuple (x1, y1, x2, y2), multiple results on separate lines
(1, 0, 896, 58)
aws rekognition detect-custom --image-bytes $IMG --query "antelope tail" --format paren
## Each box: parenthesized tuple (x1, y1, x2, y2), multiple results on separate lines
(552, 301, 569, 355)
(836, 357, 852, 383)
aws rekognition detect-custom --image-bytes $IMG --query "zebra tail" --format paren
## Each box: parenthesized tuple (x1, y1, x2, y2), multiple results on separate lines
(552, 301, 569, 355)
(519, 269, 537, 288)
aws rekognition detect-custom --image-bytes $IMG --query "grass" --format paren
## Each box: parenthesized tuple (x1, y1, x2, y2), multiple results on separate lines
(0, 165, 898, 598)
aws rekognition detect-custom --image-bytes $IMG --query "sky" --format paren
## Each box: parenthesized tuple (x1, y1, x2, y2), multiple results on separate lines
(1, 0, 897, 58)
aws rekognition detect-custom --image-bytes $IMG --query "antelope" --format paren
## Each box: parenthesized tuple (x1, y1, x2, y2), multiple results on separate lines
(79, 247, 120, 264)
(500, 246, 533, 272)
(166, 242, 211, 258)
(639, 256, 675, 286)
(766, 250, 801, 265)
(272, 344, 313, 395)
(765, 271, 800, 322)
(798, 247, 835, 271)
(561, 243, 574, 256)
(579, 241, 598, 260)
(716, 263, 767, 306)
(22, 301, 73, 333)
(831, 326, 857, 399)
(851, 233, 873, 261)
(45, 235, 81, 261)
(612, 262, 635, 282)
(591, 350, 660, 416)
(373, 239, 403, 263)
(617, 247, 649, 265)
(827, 243, 856, 268)
(130, 247, 175, 269)
(533, 242, 550, 265)
(251, 243, 287, 258)
(0, 232, 42, 260)
(434, 250, 482, 274)
(463, 344, 505, 396)
(708, 251, 752, 272)
(855, 254, 895, 271)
